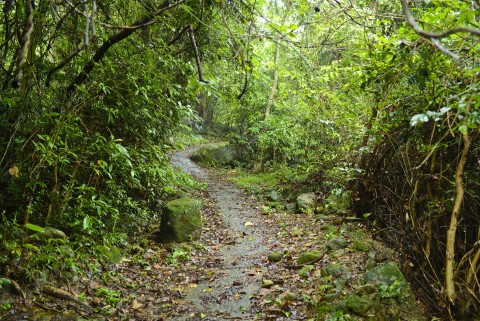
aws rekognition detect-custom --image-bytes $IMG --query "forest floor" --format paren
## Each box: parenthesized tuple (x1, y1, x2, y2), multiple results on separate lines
(1, 145, 429, 321)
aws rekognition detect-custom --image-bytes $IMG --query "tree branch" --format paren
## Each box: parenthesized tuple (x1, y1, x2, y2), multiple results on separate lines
(400, 0, 480, 38)
(12, 0, 34, 89)
(188, 24, 208, 83)
(46, 43, 86, 87)
(67, 0, 187, 93)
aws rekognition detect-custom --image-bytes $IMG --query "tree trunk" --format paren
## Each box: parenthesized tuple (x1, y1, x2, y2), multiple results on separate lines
(264, 41, 280, 119)
(445, 130, 471, 303)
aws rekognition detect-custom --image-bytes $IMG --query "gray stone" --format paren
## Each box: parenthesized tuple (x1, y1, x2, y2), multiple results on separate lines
(296, 192, 316, 212)
(266, 190, 281, 202)
(158, 198, 202, 243)
(327, 237, 348, 250)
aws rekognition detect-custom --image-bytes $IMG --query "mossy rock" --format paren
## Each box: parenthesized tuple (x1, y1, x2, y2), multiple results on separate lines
(297, 251, 322, 265)
(361, 262, 416, 307)
(268, 252, 283, 262)
(345, 295, 374, 316)
(190, 144, 236, 167)
(321, 264, 349, 278)
(327, 237, 348, 250)
(296, 192, 316, 212)
(352, 240, 371, 251)
(158, 197, 202, 243)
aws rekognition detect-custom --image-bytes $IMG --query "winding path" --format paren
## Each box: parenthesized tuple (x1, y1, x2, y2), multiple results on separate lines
(170, 146, 269, 320)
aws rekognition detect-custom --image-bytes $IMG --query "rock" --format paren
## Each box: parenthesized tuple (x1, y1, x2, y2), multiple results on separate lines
(267, 252, 283, 262)
(299, 265, 314, 278)
(158, 198, 202, 243)
(297, 251, 322, 265)
(345, 295, 373, 316)
(331, 217, 344, 225)
(280, 291, 298, 301)
(284, 202, 296, 213)
(333, 276, 349, 291)
(361, 262, 415, 307)
(266, 190, 281, 202)
(190, 144, 236, 167)
(321, 264, 349, 278)
(352, 240, 371, 251)
(296, 192, 316, 212)
(262, 279, 274, 288)
(327, 237, 348, 250)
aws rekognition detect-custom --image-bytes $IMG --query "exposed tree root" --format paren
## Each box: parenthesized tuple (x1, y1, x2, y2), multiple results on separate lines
(40, 285, 91, 310)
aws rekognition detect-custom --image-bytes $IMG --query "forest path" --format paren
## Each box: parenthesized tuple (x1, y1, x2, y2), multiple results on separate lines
(170, 146, 271, 320)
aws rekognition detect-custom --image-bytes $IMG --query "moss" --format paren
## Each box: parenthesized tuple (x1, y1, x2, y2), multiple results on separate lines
(297, 251, 322, 265)
(352, 240, 371, 251)
(267, 252, 283, 262)
(159, 198, 202, 243)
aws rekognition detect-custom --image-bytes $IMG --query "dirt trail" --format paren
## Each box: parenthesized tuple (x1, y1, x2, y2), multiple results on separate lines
(170, 147, 270, 320)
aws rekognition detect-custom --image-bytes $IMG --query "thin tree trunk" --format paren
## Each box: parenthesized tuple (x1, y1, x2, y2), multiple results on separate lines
(445, 130, 471, 303)
(264, 41, 280, 119)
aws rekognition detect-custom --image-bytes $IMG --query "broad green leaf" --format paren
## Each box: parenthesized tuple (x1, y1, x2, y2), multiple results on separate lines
(25, 223, 45, 233)
(410, 114, 429, 127)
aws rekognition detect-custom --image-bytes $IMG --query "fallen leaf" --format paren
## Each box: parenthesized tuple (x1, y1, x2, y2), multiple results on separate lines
(245, 221, 254, 226)
(8, 166, 19, 178)
(131, 299, 144, 310)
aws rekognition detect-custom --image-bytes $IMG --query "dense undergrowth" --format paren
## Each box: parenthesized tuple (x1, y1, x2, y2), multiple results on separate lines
(1, 0, 480, 319)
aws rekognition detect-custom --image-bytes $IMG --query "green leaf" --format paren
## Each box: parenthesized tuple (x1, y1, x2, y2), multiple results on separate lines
(83, 216, 91, 230)
(458, 124, 468, 134)
(410, 114, 429, 127)
(25, 223, 45, 233)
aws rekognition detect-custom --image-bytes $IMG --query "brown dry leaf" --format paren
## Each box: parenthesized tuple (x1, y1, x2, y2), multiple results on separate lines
(132, 299, 144, 310)
(8, 166, 19, 178)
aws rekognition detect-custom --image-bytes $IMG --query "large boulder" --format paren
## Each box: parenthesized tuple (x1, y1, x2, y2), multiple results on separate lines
(158, 198, 202, 243)
(296, 192, 316, 212)
(190, 143, 236, 167)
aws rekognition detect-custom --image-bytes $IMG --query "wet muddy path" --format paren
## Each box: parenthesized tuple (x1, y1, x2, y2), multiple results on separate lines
(170, 146, 270, 320)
